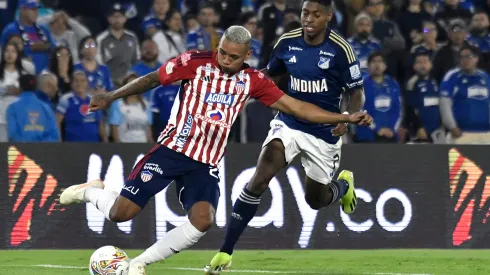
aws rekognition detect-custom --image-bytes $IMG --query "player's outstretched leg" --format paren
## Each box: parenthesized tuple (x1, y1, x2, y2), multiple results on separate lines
(59, 179, 142, 222)
(304, 170, 356, 214)
(129, 201, 215, 275)
(204, 140, 287, 274)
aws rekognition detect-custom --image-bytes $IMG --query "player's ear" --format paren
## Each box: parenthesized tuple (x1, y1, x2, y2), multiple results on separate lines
(245, 50, 252, 61)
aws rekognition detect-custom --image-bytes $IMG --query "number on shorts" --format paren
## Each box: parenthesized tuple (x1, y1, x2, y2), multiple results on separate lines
(332, 154, 340, 171)
(209, 166, 220, 180)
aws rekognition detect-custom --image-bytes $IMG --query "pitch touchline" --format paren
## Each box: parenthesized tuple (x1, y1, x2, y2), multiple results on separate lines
(1, 264, 434, 275)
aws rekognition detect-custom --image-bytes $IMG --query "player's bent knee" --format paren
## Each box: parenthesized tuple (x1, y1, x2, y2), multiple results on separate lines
(305, 195, 323, 210)
(109, 196, 142, 222)
(189, 201, 216, 232)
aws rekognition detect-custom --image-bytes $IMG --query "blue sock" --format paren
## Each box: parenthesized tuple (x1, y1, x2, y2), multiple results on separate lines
(328, 179, 349, 204)
(220, 188, 261, 255)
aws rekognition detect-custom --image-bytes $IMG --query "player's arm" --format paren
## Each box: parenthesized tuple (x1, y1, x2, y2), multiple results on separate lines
(270, 95, 370, 125)
(342, 87, 365, 114)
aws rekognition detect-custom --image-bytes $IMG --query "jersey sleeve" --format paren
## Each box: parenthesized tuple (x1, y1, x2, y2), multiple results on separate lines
(251, 73, 285, 106)
(440, 72, 456, 98)
(266, 40, 287, 76)
(158, 51, 206, 86)
(337, 43, 364, 91)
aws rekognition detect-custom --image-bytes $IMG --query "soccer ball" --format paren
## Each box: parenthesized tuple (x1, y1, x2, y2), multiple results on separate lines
(89, 245, 130, 275)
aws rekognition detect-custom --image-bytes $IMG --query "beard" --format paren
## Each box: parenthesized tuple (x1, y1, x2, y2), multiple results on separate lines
(358, 31, 370, 40)
(470, 27, 488, 37)
(142, 54, 158, 63)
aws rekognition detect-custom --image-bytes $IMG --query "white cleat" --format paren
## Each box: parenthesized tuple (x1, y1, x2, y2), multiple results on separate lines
(128, 262, 146, 275)
(59, 179, 104, 205)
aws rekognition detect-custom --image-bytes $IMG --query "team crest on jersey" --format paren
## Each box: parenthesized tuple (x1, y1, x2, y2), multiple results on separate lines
(141, 171, 153, 182)
(318, 57, 330, 69)
(181, 52, 191, 66)
(79, 104, 89, 115)
(235, 80, 245, 94)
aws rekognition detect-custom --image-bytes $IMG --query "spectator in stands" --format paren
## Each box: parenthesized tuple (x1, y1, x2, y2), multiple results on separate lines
(435, 0, 472, 41)
(440, 45, 490, 144)
(96, 3, 140, 87)
(348, 13, 381, 74)
(354, 52, 402, 143)
(131, 39, 161, 102)
(109, 73, 153, 143)
(5, 35, 36, 74)
(56, 70, 107, 142)
(49, 45, 73, 94)
(37, 11, 91, 63)
(151, 81, 180, 140)
(74, 36, 114, 94)
(0, 42, 26, 96)
(258, 0, 289, 67)
(0, 0, 56, 74)
(35, 71, 59, 110)
(148, 10, 185, 64)
(209, 0, 255, 29)
(397, 0, 432, 49)
(0, 78, 21, 142)
(410, 20, 444, 59)
(365, 0, 406, 81)
(148, 0, 171, 26)
(183, 13, 199, 33)
(6, 74, 59, 142)
(467, 10, 490, 53)
(240, 12, 262, 68)
(403, 52, 441, 143)
(186, 3, 223, 51)
(432, 19, 470, 82)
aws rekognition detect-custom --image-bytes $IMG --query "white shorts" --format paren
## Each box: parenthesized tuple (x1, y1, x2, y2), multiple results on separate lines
(262, 119, 342, 185)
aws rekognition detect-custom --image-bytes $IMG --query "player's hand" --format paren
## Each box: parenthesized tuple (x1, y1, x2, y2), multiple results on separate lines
(89, 93, 113, 112)
(358, 111, 373, 126)
(347, 112, 366, 124)
(331, 123, 348, 137)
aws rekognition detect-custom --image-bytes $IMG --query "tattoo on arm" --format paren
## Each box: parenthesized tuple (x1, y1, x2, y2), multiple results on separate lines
(343, 88, 365, 114)
(109, 71, 160, 101)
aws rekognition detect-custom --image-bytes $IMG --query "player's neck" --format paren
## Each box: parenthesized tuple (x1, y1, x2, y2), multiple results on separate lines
(304, 30, 327, 46)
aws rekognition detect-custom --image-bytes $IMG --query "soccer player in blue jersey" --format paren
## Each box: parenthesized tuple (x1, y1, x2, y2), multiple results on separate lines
(205, 0, 368, 273)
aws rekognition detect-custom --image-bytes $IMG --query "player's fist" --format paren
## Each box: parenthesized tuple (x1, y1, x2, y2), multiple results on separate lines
(348, 112, 372, 126)
(89, 93, 112, 112)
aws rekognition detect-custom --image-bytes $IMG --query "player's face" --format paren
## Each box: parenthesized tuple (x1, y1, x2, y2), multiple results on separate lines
(368, 56, 386, 76)
(423, 23, 437, 42)
(301, 1, 332, 36)
(72, 73, 89, 94)
(413, 55, 432, 76)
(108, 12, 127, 30)
(459, 49, 478, 71)
(217, 38, 251, 74)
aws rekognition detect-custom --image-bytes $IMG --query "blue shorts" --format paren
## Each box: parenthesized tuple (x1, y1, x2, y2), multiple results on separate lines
(120, 144, 220, 211)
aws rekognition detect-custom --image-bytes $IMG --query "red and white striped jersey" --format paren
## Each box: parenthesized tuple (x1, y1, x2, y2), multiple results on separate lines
(157, 51, 284, 166)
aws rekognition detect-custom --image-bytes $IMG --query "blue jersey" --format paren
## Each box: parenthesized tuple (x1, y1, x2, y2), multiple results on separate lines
(131, 61, 162, 102)
(267, 28, 364, 144)
(440, 68, 490, 132)
(356, 75, 402, 142)
(186, 27, 223, 51)
(56, 93, 103, 142)
(152, 84, 180, 127)
(73, 63, 114, 92)
(347, 36, 381, 72)
(0, 21, 56, 74)
(467, 34, 490, 53)
(6, 92, 59, 142)
(405, 75, 441, 134)
(248, 38, 262, 68)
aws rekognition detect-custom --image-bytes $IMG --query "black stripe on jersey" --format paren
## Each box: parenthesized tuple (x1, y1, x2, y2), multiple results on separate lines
(329, 31, 356, 64)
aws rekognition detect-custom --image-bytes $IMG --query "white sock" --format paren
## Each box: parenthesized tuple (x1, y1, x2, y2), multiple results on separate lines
(84, 187, 118, 221)
(132, 221, 206, 265)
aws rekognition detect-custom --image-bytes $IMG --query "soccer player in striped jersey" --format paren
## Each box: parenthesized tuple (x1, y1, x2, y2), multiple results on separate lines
(205, 1, 368, 273)
(58, 25, 372, 275)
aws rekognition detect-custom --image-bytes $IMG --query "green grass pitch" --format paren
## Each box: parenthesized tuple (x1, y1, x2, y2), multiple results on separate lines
(1, 249, 489, 275)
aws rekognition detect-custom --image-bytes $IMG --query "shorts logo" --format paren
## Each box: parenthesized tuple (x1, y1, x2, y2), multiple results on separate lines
(141, 171, 153, 182)
(204, 93, 235, 106)
(122, 185, 139, 195)
(207, 110, 225, 121)
(272, 124, 283, 135)
(143, 163, 163, 175)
